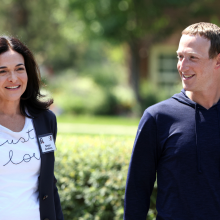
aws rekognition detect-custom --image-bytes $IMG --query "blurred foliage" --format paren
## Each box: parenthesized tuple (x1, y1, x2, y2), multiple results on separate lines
(63, 0, 220, 103)
(0, 0, 80, 69)
(48, 66, 139, 115)
(1, 0, 218, 48)
(66, 0, 220, 42)
(48, 70, 180, 116)
(1, 0, 219, 95)
(140, 80, 182, 111)
(55, 134, 157, 220)
(1, 0, 220, 113)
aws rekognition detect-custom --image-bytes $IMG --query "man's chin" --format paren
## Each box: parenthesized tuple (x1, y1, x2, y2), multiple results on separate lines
(182, 82, 194, 92)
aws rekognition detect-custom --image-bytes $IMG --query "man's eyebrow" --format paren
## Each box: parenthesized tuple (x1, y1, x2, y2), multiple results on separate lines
(176, 51, 200, 56)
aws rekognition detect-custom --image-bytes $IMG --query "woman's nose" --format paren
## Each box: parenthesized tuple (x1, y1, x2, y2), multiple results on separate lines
(8, 71, 18, 83)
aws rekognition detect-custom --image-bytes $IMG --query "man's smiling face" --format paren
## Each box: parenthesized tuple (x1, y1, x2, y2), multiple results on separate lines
(177, 34, 217, 94)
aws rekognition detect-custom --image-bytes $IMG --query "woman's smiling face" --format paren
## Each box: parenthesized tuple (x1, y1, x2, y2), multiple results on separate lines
(0, 49, 28, 104)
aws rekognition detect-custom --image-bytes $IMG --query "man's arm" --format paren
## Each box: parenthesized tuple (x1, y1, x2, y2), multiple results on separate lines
(124, 110, 159, 220)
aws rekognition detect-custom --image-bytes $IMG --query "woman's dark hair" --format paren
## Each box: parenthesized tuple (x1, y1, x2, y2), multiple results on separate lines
(0, 36, 53, 117)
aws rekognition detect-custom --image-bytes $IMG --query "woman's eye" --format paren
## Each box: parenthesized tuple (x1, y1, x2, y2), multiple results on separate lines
(17, 68, 24, 71)
(0, 70, 6, 74)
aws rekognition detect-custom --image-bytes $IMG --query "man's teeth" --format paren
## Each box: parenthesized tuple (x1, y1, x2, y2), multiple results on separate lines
(6, 86, 19, 89)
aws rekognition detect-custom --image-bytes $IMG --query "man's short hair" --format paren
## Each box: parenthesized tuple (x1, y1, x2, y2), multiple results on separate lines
(182, 22, 220, 59)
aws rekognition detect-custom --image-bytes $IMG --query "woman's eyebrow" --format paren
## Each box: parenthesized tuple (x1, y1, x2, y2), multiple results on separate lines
(0, 63, 25, 69)
(16, 63, 24, 67)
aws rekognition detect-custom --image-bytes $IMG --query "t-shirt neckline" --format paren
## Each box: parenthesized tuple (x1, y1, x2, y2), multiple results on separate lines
(0, 117, 29, 133)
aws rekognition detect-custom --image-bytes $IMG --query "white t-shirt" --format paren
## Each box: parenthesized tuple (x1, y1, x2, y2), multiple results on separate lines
(0, 117, 41, 220)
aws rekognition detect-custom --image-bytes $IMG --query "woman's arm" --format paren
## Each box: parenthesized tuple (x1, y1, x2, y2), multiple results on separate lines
(51, 112, 64, 220)
(54, 177, 64, 220)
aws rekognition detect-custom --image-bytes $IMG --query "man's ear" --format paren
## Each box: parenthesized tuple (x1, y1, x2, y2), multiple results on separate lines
(215, 53, 220, 70)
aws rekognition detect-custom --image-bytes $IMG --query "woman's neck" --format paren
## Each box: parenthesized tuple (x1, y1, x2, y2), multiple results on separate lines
(0, 100, 21, 116)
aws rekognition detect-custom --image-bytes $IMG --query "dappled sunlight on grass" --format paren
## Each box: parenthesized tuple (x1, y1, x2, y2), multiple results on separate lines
(57, 115, 139, 136)
(57, 123, 137, 136)
(57, 115, 140, 126)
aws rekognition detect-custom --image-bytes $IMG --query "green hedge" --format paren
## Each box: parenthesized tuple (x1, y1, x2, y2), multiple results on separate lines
(55, 134, 157, 220)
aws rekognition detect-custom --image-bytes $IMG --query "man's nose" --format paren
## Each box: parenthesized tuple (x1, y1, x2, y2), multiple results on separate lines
(178, 58, 189, 72)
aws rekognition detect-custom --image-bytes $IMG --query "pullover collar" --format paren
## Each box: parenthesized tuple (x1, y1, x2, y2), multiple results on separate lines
(172, 89, 220, 173)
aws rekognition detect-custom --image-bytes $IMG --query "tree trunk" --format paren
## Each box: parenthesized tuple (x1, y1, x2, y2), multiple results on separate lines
(128, 40, 142, 106)
(10, 0, 29, 34)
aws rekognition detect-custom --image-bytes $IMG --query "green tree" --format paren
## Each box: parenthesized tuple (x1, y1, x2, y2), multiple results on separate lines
(0, 0, 80, 69)
(67, 0, 220, 103)
(0, 0, 220, 104)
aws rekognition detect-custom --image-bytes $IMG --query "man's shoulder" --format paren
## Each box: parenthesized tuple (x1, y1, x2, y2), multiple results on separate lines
(146, 97, 178, 116)
(139, 97, 186, 129)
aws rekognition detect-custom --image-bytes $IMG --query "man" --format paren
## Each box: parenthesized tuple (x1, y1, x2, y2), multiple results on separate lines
(124, 22, 220, 220)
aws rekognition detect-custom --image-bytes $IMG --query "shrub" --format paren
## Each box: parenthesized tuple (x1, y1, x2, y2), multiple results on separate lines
(111, 85, 137, 114)
(140, 80, 182, 112)
(55, 134, 157, 220)
(48, 72, 137, 115)
(60, 80, 105, 114)
(51, 75, 111, 115)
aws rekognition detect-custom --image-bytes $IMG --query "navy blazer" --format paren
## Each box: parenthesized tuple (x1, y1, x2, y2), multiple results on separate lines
(32, 109, 64, 220)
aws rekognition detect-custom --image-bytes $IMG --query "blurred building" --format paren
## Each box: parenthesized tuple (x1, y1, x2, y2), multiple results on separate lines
(139, 31, 181, 89)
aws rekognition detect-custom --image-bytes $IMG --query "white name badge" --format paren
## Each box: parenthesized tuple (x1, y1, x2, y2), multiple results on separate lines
(38, 133, 57, 153)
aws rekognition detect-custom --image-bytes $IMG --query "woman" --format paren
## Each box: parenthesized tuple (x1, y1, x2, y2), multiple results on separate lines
(0, 36, 63, 220)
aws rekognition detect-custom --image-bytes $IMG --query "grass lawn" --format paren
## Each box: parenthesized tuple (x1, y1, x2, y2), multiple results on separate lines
(57, 114, 140, 126)
(57, 115, 140, 136)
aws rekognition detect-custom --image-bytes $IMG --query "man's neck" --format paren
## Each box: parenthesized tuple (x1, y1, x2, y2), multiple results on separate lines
(186, 90, 220, 109)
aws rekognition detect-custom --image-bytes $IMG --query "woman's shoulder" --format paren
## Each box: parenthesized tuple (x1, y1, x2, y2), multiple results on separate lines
(27, 106, 56, 121)
(37, 109, 56, 122)
(40, 109, 56, 118)
(31, 109, 57, 136)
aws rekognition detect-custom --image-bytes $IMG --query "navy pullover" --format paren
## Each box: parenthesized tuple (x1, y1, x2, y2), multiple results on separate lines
(124, 90, 220, 220)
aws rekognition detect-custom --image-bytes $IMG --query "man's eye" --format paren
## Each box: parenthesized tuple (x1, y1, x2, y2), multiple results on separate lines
(0, 70, 6, 74)
(177, 55, 183, 59)
(191, 56, 197, 59)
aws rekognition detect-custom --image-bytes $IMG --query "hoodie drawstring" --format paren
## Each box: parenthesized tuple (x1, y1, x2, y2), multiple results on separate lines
(217, 104, 220, 177)
(173, 90, 220, 175)
(195, 103, 202, 173)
